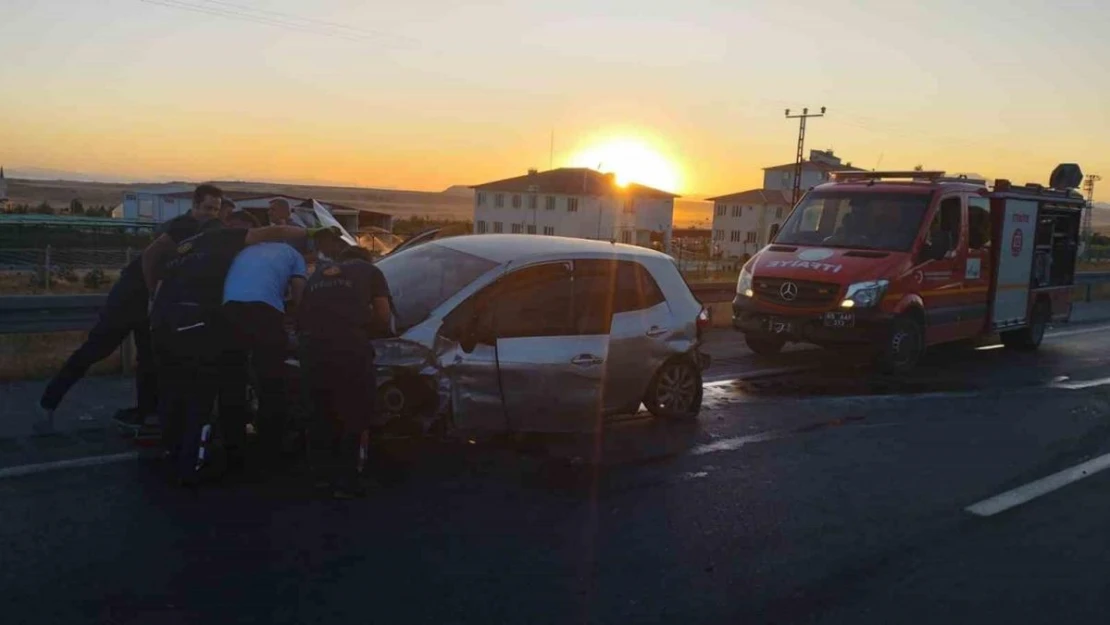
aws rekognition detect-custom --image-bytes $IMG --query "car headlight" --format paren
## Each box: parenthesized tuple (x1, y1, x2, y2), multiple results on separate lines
(737, 266, 754, 298)
(840, 279, 889, 309)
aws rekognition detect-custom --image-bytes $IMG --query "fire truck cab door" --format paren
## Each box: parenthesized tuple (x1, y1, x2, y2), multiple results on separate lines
(962, 195, 993, 335)
(991, 199, 1037, 329)
(920, 195, 967, 344)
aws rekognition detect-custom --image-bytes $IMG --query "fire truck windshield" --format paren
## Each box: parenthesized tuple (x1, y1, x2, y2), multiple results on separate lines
(774, 191, 933, 252)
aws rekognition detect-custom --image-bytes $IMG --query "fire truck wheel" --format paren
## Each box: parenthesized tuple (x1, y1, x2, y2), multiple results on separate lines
(876, 315, 924, 375)
(1001, 300, 1049, 351)
(745, 333, 786, 356)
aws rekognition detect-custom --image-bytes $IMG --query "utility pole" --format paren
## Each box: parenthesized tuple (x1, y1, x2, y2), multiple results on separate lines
(1082, 174, 1101, 258)
(785, 106, 826, 207)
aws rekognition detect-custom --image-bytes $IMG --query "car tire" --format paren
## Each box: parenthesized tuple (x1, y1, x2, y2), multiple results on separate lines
(1001, 300, 1049, 351)
(644, 357, 703, 421)
(745, 333, 786, 356)
(875, 314, 924, 375)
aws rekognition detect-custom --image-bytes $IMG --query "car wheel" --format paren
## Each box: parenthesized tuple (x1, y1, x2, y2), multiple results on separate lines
(745, 333, 786, 356)
(1001, 300, 1049, 351)
(876, 314, 924, 374)
(378, 382, 407, 417)
(644, 358, 703, 420)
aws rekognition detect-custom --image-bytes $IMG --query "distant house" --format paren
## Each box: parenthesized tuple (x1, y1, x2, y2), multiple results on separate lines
(709, 150, 863, 258)
(471, 167, 679, 252)
(119, 189, 392, 233)
(0, 167, 9, 211)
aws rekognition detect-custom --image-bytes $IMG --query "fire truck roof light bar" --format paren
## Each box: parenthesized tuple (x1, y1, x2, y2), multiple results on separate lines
(830, 170, 947, 182)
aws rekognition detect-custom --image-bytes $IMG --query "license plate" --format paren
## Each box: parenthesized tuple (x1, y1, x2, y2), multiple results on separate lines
(823, 311, 855, 328)
(767, 317, 793, 334)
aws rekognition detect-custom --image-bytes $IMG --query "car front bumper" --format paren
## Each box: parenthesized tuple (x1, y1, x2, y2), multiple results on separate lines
(732, 296, 894, 345)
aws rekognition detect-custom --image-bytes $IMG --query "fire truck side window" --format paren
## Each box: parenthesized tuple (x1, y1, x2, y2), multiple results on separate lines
(967, 197, 991, 250)
(930, 197, 962, 251)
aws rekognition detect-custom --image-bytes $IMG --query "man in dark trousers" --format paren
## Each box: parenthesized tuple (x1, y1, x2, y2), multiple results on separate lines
(221, 210, 309, 470)
(38, 184, 225, 430)
(151, 219, 334, 485)
(298, 238, 392, 498)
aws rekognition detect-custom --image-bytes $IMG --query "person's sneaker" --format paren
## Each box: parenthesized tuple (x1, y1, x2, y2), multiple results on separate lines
(32, 404, 55, 435)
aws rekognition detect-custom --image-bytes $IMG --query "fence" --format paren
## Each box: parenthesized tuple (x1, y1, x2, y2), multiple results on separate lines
(0, 247, 137, 271)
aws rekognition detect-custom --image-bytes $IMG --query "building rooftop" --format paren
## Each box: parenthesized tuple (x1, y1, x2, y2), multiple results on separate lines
(762, 160, 865, 173)
(705, 188, 793, 204)
(472, 168, 679, 199)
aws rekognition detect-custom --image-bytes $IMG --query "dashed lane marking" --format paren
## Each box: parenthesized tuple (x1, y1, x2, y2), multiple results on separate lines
(0, 451, 139, 480)
(966, 452, 1110, 517)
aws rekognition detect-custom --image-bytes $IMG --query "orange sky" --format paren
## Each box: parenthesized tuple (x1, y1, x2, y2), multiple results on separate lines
(2, 1, 1109, 197)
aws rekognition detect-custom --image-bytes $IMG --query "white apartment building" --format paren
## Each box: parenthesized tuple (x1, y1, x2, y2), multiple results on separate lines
(709, 150, 862, 258)
(706, 189, 792, 259)
(472, 167, 678, 252)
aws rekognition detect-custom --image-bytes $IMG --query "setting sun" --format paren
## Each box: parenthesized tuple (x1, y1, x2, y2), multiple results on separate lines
(569, 137, 681, 193)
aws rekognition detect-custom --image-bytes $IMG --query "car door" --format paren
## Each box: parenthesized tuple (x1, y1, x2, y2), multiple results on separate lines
(575, 259, 673, 414)
(494, 261, 608, 433)
(436, 278, 509, 433)
(920, 195, 966, 344)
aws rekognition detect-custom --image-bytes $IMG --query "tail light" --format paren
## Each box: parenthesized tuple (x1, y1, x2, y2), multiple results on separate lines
(696, 306, 711, 339)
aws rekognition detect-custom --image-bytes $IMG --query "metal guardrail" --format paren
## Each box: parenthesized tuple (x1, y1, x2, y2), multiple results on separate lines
(2, 274, 1109, 335)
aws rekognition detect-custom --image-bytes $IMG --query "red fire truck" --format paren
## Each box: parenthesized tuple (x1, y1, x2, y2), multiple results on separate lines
(732, 165, 1087, 373)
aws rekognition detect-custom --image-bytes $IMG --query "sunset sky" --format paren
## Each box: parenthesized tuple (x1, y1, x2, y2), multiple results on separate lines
(2, 0, 1109, 197)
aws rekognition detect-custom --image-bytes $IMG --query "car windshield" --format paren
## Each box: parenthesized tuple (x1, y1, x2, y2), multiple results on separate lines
(375, 242, 499, 331)
(774, 191, 933, 252)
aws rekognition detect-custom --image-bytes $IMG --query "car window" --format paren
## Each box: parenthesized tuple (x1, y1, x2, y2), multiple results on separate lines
(493, 262, 575, 339)
(968, 197, 991, 250)
(572, 260, 668, 335)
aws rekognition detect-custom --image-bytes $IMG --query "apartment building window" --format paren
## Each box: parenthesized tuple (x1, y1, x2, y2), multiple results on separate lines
(545, 195, 556, 210)
(543, 226, 555, 236)
(528, 195, 537, 209)
(511, 194, 521, 209)
(476, 192, 486, 206)
(713, 229, 724, 241)
(476, 220, 487, 234)
(621, 231, 632, 243)
(730, 206, 740, 218)
(745, 231, 757, 243)
(493, 221, 503, 233)
(716, 204, 726, 217)
(511, 223, 522, 234)
(494, 193, 504, 208)
(775, 206, 784, 219)
(526, 224, 537, 234)
(567, 197, 579, 212)
(730, 230, 741, 243)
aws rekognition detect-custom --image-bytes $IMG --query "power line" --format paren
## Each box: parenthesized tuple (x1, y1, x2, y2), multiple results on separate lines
(138, 0, 412, 45)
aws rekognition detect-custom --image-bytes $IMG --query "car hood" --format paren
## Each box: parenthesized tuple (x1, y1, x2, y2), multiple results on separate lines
(749, 246, 907, 285)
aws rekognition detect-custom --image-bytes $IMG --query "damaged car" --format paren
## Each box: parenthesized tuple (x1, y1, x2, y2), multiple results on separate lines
(370, 233, 711, 435)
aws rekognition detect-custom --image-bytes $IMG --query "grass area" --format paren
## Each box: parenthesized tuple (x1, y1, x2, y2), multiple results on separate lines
(0, 331, 124, 380)
(0, 270, 119, 295)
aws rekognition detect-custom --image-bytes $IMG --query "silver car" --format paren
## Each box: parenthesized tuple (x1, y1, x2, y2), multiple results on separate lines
(371, 234, 710, 434)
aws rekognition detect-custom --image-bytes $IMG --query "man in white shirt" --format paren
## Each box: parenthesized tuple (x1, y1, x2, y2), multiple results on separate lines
(268, 198, 308, 228)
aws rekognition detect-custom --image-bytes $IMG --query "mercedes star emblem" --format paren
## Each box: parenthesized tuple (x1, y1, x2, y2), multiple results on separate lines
(779, 281, 799, 301)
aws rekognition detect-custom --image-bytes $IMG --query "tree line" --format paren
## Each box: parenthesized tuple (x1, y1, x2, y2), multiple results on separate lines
(2, 199, 113, 217)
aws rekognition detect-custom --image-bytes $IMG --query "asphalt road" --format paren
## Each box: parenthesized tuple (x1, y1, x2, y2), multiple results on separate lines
(6, 324, 1110, 624)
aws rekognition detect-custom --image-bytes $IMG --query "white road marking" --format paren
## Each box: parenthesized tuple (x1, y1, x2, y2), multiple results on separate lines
(1052, 376, 1110, 390)
(690, 431, 785, 455)
(975, 344, 1004, 351)
(966, 452, 1110, 517)
(0, 451, 139, 480)
(1044, 323, 1110, 340)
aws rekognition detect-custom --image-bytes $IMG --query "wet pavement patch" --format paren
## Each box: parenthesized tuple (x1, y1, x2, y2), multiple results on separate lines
(0, 437, 23, 454)
(28, 432, 79, 449)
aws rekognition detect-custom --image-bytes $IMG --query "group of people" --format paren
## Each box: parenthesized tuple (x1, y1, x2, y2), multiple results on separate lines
(39, 185, 392, 498)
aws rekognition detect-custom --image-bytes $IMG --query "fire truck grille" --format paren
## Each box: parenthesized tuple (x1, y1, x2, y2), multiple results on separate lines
(753, 278, 841, 308)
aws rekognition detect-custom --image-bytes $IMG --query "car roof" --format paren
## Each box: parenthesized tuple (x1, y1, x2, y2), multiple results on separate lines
(433, 234, 672, 265)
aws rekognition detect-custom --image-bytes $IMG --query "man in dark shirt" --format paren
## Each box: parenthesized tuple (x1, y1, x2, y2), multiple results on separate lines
(152, 220, 336, 485)
(298, 239, 392, 498)
(38, 184, 224, 430)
